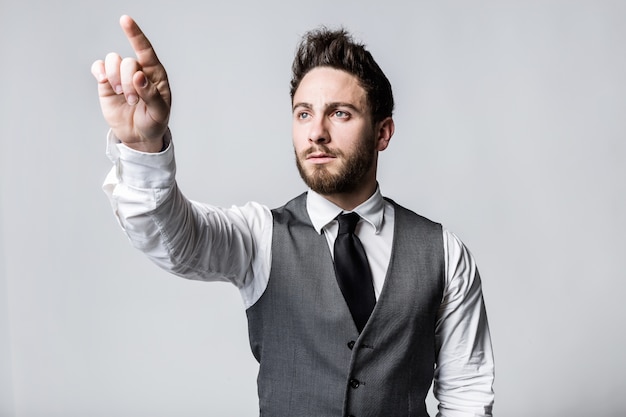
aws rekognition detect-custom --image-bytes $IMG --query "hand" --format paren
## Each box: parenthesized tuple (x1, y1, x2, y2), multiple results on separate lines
(91, 15, 171, 152)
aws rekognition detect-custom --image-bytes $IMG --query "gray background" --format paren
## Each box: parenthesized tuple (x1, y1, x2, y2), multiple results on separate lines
(1, 0, 625, 416)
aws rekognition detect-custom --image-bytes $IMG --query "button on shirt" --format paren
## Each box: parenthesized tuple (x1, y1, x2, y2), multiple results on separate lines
(103, 130, 495, 416)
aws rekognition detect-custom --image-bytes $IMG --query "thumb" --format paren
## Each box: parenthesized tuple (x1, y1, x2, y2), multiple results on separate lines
(133, 71, 170, 125)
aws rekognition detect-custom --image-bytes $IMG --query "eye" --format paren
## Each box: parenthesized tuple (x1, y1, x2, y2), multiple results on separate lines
(333, 110, 351, 119)
(297, 111, 310, 120)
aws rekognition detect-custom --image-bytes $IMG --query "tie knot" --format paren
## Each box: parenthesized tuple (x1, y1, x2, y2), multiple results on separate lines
(337, 212, 360, 235)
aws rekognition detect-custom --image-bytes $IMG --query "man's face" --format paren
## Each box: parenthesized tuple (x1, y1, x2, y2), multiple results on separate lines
(292, 67, 378, 196)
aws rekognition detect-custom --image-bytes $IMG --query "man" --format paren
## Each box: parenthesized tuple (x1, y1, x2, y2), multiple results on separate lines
(92, 15, 495, 417)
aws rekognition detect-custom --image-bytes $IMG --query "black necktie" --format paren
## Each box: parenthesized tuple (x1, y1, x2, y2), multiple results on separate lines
(333, 212, 376, 333)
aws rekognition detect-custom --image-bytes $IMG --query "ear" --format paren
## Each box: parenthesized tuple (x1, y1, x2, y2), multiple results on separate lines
(375, 117, 395, 152)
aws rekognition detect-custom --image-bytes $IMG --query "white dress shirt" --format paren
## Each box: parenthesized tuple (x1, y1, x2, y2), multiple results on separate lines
(103, 130, 495, 417)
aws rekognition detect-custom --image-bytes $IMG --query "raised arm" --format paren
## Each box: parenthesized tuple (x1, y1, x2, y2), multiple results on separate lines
(91, 15, 171, 153)
(95, 17, 273, 307)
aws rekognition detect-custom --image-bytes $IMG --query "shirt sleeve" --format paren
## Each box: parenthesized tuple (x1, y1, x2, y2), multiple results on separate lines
(434, 229, 495, 417)
(102, 130, 273, 308)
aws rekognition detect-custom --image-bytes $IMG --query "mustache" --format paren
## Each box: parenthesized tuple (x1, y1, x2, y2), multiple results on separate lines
(301, 144, 343, 158)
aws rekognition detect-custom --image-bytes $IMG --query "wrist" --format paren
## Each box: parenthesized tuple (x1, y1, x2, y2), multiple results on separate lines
(125, 138, 165, 153)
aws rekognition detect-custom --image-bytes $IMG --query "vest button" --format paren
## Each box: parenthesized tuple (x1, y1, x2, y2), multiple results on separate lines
(349, 379, 360, 389)
(347, 340, 356, 350)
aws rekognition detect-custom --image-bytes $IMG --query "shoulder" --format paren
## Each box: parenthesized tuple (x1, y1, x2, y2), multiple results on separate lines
(271, 193, 309, 224)
(440, 227, 484, 292)
(384, 197, 442, 230)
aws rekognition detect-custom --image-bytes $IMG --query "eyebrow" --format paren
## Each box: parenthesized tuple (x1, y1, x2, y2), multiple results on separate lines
(292, 102, 364, 114)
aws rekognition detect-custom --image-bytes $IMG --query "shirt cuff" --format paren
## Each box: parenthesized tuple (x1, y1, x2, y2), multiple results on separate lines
(105, 129, 176, 190)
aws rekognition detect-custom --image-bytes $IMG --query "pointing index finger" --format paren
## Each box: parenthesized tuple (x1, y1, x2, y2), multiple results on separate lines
(119, 15, 160, 68)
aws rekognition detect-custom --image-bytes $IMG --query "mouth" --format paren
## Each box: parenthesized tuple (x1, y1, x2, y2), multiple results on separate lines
(305, 151, 337, 165)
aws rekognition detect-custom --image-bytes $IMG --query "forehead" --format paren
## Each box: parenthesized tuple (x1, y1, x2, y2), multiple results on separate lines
(293, 67, 367, 107)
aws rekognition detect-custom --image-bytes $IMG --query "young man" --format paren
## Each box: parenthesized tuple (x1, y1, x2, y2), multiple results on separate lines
(92, 15, 494, 417)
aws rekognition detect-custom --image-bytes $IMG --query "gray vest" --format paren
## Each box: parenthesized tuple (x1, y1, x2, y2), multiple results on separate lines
(246, 193, 444, 417)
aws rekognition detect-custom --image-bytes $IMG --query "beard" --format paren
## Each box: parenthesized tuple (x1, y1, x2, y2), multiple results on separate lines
(295, 133, 377, 195)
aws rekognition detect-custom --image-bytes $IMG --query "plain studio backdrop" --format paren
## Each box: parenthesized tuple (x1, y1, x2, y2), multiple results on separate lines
(1, 0, 624, 416)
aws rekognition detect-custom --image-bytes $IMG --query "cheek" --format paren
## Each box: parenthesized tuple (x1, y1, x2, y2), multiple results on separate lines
(340, 126, 372, 148)
(292, 124, 308, 149)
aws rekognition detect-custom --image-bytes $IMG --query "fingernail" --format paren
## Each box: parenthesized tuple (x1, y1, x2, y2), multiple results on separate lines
(114, 85, 123, 94)
(127, 94, 138, 105)
(138, 73, 148, 88)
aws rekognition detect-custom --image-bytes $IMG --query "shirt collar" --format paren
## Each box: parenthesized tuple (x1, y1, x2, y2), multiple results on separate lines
(306, 185, 385, 235)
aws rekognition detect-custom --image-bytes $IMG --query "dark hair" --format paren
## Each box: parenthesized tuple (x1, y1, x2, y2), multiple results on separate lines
(289, 27, 394, 124)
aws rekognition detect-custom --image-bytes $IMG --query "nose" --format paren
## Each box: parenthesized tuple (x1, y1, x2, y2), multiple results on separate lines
(308, 116, 330, 145)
